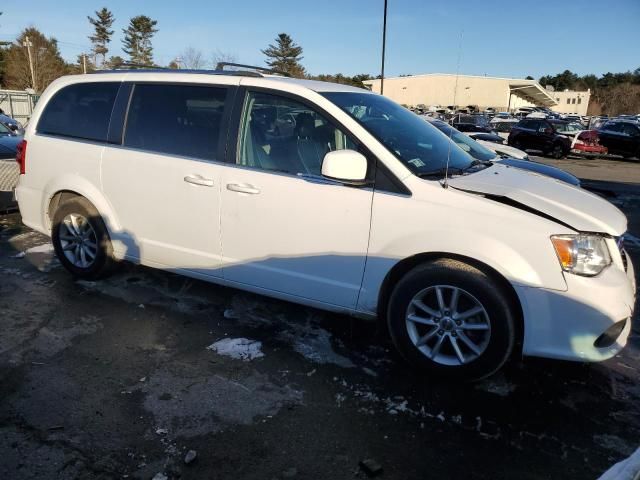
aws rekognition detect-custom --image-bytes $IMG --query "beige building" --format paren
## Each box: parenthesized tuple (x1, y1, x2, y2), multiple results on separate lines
(363, 73, 557, 111)
(549, 89, 591, 116)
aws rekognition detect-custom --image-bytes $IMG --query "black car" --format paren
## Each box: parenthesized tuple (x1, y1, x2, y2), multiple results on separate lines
(449, 114, 494, 133)
(597, 120, 640, 159)
(507, 119, 572, 159)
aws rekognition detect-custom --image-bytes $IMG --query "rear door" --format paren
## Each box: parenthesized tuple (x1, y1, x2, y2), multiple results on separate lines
(101, 82, 234, 276)
(598, 122, 623, 154)
(620, 123, 640, 156)
(219, 88, 374, 308)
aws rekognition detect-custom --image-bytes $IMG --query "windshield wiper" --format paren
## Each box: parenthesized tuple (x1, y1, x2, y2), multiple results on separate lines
(467, 159, 493, 168)
(416, 166, 466, 178)
(417, 161, 492, 179)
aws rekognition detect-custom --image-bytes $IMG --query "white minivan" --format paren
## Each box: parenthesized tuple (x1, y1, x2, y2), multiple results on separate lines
(15, 68, 636, 379)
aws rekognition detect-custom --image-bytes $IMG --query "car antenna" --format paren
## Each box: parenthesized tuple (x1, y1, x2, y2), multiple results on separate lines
(443, 30, 464, 189)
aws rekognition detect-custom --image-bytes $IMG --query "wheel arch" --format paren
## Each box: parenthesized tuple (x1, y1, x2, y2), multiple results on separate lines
(43, 176, 120, 235)
(377, 252, 524, 354)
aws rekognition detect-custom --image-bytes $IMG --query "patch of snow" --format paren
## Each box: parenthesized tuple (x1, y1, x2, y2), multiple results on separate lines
(598, 447, 640, 480)
(286, 324, 354, 368)
(476, 377, 516, 397)
(10, 251, 25, 259)
(207, 338, 264, 361)
(25, 243, 54, 254)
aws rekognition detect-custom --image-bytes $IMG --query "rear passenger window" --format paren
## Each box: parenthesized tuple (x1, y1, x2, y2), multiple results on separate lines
(37, 82, 119, 142)
(124, 84, 227, 160)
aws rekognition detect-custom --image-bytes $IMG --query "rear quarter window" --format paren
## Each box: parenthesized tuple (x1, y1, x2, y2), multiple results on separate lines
(123, 83, 228, 161)
(37, 82, 120, 142)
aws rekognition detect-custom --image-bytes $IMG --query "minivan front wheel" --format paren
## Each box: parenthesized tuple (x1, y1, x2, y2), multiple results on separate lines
(387, 259, 515, 380)
(52, 197, 115, 279)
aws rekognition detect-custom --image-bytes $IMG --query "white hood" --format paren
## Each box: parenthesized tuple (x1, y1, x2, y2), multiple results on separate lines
(449, 164, 627, 235)
(476, 140, 528, 160)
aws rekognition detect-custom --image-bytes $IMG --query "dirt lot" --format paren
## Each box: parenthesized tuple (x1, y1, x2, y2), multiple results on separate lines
(1, 156, 639, 480)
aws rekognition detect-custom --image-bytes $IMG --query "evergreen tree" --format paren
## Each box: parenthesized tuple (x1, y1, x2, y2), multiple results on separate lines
(4, 27, 66, 92)
(122, 15, 158, 66)
(88, 8, 115, 67)
(261, 33, 305, 78)
(105, 55, 124, 69)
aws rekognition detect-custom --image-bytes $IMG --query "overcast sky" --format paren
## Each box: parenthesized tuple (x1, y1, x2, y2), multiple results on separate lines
(1, 0, 638, 79)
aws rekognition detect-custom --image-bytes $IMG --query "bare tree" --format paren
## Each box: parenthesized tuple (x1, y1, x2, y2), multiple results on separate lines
(212, 49, 237, 69)
(178, 47, 206, 69)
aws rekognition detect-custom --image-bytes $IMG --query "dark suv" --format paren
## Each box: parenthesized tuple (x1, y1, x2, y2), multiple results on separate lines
(508, 119, 572, 158)
(597, 120, 640, 159)
(449, 114, 494, 133)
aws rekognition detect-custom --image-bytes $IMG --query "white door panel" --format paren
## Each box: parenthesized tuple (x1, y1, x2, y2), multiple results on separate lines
(221, 168, 372, 308)
(101, 147, 224, 275)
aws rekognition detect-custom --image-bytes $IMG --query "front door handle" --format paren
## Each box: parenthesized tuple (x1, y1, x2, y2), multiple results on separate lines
(184, 175, 214, 187)
(226, 183, 260, 195)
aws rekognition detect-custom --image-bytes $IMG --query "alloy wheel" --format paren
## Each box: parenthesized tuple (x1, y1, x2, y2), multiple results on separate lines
(58, 213, 98, 268)
(405, 285, 491, 366)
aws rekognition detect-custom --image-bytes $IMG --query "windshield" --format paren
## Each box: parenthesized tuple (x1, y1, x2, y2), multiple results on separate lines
(457, 115, 488, 126)
(428, 120, 496, 161)
(492, 122, 515, 132)
(322, 92, 475, 175)
(0, 123, 11, 135)
(553, 122, 582, 134)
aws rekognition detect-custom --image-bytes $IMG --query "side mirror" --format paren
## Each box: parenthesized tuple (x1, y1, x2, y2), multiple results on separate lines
(321, 149, 368, 185)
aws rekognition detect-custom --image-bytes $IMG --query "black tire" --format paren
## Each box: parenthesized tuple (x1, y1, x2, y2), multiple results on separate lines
(51, 196, 116, 279)
(387, 259, 515, 381)
(550, 143, 566, 159)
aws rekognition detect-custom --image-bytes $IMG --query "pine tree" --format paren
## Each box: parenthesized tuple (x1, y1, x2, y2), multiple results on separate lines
(87, 8, 115, 68)
(106, 55, 124, 69)
(122, 15, 158, 66)
(4, 28, 66, 92)
(261, 33, 305, 78)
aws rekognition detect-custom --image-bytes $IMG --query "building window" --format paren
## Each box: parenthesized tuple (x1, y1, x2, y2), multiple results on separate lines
(577, 97, 582, 104)
(566, 98, 570, 104)
(571, 98, 576, 104)
(556, 98, 560, 102)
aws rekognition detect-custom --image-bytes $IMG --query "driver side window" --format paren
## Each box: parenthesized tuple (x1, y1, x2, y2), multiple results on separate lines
(237, 91, 357, 176)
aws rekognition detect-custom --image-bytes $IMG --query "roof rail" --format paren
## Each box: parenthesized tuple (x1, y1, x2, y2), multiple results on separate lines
(215, 62, 290, 77)
(112, 62, 169, 70)
(90, 63, 270, 78)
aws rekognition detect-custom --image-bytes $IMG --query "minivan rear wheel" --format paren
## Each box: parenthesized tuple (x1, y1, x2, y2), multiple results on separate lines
(51, 197, 115, 279)
(387, 259, 515, 380)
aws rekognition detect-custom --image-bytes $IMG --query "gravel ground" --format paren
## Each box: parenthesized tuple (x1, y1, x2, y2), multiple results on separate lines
(1, 157, 639, 479)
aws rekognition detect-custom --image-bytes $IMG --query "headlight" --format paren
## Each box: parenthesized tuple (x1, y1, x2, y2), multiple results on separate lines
(551, 234, 611, 276)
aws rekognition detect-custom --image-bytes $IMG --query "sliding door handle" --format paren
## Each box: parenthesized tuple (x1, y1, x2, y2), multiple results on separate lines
(226, 183, 260, 195)
(184, 175, 214, 187)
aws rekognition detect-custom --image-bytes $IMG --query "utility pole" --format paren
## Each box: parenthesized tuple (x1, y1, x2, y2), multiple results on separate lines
(82, 54, 87, 74)
(22, 36, 36, 91)
(380, 0, 388, 95)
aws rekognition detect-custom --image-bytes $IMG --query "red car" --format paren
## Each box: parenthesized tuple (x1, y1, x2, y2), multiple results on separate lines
(570, 130, 608, 157)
